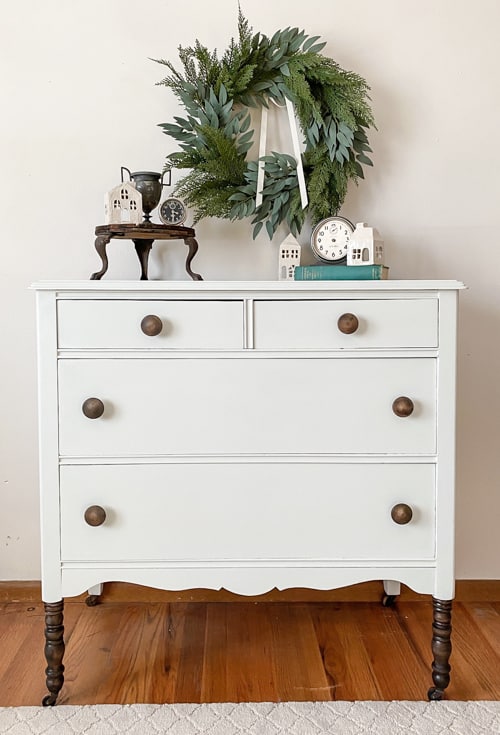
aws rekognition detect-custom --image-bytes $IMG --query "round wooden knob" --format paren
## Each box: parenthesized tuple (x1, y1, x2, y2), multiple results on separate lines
(392, 396, 414, 417)
(141, 314, 163, 336)
(337, 313, 359, 334)
(84, 505, 106, 526)
(391, 503, 413, 525)
(82, 397, 104, 419)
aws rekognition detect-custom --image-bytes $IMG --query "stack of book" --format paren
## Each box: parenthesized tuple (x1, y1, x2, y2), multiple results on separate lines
(294, 264, 389, 281)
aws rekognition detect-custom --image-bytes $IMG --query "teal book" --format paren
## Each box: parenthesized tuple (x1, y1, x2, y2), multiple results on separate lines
(294, 264, 389, 281)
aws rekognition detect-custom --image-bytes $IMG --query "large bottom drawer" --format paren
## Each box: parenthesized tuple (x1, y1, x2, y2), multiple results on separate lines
(60, 463, 436, 562)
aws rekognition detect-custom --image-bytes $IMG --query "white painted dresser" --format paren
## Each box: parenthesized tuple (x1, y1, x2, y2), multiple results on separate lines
(34, 280, 464, 704)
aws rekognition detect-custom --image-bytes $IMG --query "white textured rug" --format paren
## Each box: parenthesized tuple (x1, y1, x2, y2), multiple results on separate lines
(1, 702, 500, 735)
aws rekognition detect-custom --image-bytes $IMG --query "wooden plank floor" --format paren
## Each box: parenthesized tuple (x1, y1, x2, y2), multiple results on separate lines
(1, 598, 500, 705)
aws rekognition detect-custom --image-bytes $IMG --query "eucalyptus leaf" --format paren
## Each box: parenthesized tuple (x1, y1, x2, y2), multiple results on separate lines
(241, 184, 257, 196)
(219, 83, 228, 105)
(253, 221, 264, 238)
(209, 88, 219, 109)
(272, 46, 286, 63)
(237, 141, 254, 155)
(302, 35, 321, 52)
(337, 131, 351, 148)
(354, 129, 369, 141)
(357, 153, 373, 165)
(269, 28, 282, 47)
(238, 130, 254, 145)
(239, 114, 252, 133)
(353, 161, 365, 178)
(353, 139, 373, 153)
(224, 119, 237, 136)
(306, 41, 327, 54)
(338, 122, 353, 136)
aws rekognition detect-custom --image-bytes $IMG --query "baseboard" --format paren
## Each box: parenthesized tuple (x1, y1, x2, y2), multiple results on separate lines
(2, 580, 500, 603)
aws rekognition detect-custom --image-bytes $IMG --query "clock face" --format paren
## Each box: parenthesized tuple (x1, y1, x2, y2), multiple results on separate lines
(311, 216, 354, 263)
(159, 197, 187, 225)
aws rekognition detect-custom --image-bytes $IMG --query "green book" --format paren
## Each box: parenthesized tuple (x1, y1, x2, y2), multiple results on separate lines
(294, 264, 389, 281)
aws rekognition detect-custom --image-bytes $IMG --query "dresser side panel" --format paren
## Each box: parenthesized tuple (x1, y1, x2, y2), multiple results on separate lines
(434, 290, 459, 599)
(36, 291, 62, 603)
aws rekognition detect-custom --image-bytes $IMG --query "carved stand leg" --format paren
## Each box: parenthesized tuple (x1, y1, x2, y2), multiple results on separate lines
(42, 600, 65, 706)
(183, 236, 203, 281)
(90, 234, 112, 280)
(428, 598, 452, 700)
(133, 239, 154, 280)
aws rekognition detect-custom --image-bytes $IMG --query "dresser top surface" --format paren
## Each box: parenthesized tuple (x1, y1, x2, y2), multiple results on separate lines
(31, 279, 465, 294)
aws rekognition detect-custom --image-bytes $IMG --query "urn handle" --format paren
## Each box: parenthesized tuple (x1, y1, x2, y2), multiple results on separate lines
(121, 166, 132, 183)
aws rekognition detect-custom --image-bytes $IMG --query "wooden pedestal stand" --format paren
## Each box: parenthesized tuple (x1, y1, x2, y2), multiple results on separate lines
(91, 223, 203, 281)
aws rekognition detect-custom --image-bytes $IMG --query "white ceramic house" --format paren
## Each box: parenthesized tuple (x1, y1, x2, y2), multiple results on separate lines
(347, 222, 385, 266)
(278, 233, 302, 280)
(104, 182, 142, 225)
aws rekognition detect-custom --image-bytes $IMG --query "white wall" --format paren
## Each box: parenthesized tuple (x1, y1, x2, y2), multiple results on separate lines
(1, 0, 498, 580)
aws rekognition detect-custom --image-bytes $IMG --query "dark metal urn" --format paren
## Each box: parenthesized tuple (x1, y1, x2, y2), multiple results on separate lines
(121, 167, 171, 222)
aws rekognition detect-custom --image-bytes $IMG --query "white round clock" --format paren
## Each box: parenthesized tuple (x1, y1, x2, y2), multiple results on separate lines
(159, 197, 187, 226)
(310, 216, 354, 263)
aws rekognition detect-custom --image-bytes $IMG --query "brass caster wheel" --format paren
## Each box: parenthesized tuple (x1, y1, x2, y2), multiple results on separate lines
(381, 594, 396, 607)
(428, 686, 444, 701)
(42, 694, 57, 706)
(85, 595, 100, 607)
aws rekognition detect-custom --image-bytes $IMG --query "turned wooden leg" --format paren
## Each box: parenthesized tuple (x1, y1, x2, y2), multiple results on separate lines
(90, 234, 112, 280)
(42, 600, 65, 706)
(133, 239, 154, 280)
(183, 236, 203, 281)
(428, 597, 452, 700)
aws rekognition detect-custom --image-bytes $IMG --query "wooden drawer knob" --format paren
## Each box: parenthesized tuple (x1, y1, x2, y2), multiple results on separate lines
(392, 396, 414, 417)
(82, 397, 104, 419)
(141, 314, 163, 336)
(337, 313, 359, 334)
(391, 503, 413, 525)
(84, 505, 106, 526)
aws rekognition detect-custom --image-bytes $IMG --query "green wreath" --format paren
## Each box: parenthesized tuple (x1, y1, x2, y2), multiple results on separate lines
(156, 9, 374, 239)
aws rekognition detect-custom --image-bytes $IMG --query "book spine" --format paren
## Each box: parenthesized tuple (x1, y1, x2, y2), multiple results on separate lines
(294, 265, 386, 281)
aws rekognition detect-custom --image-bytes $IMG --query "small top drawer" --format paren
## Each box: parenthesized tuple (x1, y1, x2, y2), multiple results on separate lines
(57, 299, 244, 349)
(253, 298, 438, 349)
